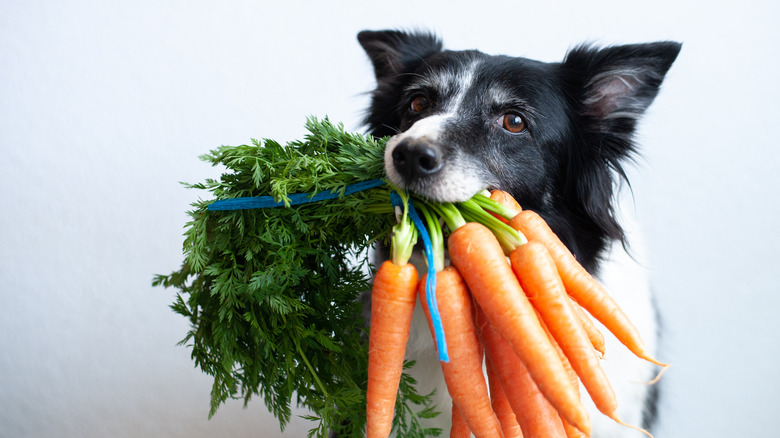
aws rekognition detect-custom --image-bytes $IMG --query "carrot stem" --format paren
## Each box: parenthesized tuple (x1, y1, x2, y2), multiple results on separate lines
(389, 190, 417, 266)
(416, 202, 445, 273)
(457, 198, 526, 253)
(471, 192, 520, 221)
(429, 201, 466, 232)
(294, 337, 329, 399)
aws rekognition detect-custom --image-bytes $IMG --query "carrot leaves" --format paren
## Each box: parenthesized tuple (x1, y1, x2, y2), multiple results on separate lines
(153, 118, 437, 437)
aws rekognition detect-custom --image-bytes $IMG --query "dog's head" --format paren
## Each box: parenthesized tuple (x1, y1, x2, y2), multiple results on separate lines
(358, 30, 680, 268)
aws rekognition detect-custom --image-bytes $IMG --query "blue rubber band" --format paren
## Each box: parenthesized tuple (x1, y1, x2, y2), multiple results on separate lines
(208, 182, 450, 360)
(390, 192, 449, 363)
(207, 179, 386, 211)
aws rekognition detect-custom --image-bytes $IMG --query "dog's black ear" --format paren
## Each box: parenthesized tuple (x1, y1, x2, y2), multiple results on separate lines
(358, 30, 443, 84)
(557, 42, 680, 261)
(564, 42, 682, 134)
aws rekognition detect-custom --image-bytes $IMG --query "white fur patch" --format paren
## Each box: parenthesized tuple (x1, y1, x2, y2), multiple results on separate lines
(441, 62, 479, 114)
(405, 59, 481, 115)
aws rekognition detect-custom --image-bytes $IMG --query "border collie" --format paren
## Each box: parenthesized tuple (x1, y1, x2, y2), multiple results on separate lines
(358, 29, 680, 437)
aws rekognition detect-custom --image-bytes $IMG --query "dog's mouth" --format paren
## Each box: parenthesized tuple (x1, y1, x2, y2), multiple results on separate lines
(392, 179, 486, 204)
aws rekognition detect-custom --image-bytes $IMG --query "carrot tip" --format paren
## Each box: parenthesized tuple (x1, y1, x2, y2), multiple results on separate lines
(609, 413, 654, 438)
(645, 356, 670, 368)
(635, 363, 672, 386)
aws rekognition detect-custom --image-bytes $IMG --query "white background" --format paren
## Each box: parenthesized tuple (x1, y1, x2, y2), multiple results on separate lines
(2, 1, 779, 437)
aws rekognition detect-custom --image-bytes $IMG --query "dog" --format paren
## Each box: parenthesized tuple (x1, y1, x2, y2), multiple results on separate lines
(358, 29, 680, 437)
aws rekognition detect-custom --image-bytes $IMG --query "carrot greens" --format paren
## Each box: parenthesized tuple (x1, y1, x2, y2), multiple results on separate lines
(153, 117, 437, 437)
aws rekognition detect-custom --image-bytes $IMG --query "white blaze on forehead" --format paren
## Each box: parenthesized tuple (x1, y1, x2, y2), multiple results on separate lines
(486, 86, 513, 107)
(400, 114, 447, 141)
(404, 59, 482, 119)
(436, 59, 481, 115)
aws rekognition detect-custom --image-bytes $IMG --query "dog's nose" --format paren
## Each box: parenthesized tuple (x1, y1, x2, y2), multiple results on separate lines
(391, 139, 442, 179)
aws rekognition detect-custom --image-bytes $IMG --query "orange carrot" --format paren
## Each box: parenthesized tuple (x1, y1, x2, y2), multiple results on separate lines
(541, 317, 588, 438)
(366, 260, 419, 438)
(489, 189, 522, 213)
(508, 210, 666, 368)
(486, 357, 524, 438)
(450, 404, 471, 438)
(418, 267, 503, 438)
(511, 241, 619, 421)
(569, 295, 606, 357)
(448, 222, 590, 435)
(474, 305, 567, 438)
(561, 408, 588, 437)
(558, 366, 587, 438)
(489, 190, 522, 223)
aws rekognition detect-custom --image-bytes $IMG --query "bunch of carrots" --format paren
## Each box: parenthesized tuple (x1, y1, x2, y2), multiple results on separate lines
(366, 190, 669, 438)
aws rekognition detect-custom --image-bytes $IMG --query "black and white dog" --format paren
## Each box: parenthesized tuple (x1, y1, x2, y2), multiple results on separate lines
(358, 30, 680, 437)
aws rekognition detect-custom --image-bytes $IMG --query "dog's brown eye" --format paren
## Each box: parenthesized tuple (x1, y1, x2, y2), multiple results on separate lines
(500, 113, 526, 133)
(410, 95, 430, 113)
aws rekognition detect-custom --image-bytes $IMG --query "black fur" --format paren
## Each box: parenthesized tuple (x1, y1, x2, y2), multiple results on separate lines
(358, 30, 680, 274)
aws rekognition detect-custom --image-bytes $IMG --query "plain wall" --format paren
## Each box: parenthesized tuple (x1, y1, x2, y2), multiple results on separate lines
(2, 1, 779, 437)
